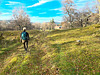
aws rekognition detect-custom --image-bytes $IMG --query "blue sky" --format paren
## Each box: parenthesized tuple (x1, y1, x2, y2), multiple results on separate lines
(0, 0, 96, 23)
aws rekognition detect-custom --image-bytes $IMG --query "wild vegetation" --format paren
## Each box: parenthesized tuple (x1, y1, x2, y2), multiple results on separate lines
(0, 0, 100, 75)
(0, 0, 100, 31)
(0, 24, 100, 75)
(62, 0, 100, 29)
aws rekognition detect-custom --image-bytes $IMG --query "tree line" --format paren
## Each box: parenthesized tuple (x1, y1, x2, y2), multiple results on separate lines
(62, 0, 100, 29)
(0, 0, 100, 31)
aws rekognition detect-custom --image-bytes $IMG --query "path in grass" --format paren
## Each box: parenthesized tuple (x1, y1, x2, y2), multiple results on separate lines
(0, 31, 50, 74)
(0, 31, 41, 72)
(1, 25, 100, 74)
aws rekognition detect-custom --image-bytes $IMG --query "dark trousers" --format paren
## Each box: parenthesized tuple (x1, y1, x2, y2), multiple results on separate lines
(23, 40, 28, 51)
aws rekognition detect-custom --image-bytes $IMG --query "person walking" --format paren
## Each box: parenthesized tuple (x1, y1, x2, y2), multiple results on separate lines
(20, 27, 29, 52)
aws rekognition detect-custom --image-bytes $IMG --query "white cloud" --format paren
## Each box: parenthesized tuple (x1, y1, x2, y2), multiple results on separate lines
(0, 15, 12, 20)
(27, 0, 53, 8)
(1, 13, 11, 15)
(30, 16, 62, 23)
(0, 12, 12, 20)
(0, 15, 62, 23)
(75, 0, 88, 2)
(57, 13, 61, 14)
(39, 12, 46, 14)
(75, 0, 95, 3)
(75, 0, 95, 9)
(50, 8, 62, 11)
(5, 1, 21, 5)
(77, 0, 84, 2)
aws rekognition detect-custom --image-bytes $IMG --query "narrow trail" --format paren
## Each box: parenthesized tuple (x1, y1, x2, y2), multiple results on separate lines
(0, 31, 59, 75)
(0, 31, 49, 74)
(0, 32, 38, 72)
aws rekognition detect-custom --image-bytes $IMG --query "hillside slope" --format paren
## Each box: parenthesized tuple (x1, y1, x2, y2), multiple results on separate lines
(0, 24, 100, 75)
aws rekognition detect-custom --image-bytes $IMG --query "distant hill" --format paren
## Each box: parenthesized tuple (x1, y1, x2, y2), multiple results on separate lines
(45, 22, 61, 25)
(30, 22, 61, 25)
(55, 22, 61, 25)
(0, 20, 11, 22)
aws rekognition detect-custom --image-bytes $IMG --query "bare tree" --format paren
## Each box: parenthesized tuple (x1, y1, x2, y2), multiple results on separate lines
(62, 0, 76, 28)
(11, 7, 32, 30)
(32, 22, 41, 30)
(42, 22, 48, 31)
(97, 0, 100, 23)
(62, 0, 99, 29)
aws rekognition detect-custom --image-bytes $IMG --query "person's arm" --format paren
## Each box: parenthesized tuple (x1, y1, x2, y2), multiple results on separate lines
(20, 32, 22, 42)
(27, 32, 30, 40)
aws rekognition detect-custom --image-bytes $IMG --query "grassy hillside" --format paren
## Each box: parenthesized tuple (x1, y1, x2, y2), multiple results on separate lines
(0, 24, 100, 75)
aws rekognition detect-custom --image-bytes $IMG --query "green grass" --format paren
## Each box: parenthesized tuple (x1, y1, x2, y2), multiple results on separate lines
(0, 24, 100, 75)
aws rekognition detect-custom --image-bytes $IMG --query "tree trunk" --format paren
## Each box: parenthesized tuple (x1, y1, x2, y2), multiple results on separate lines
(99, 6, 100, 24)
(80, 19, 83, 27)
(98, 0, 100, 23)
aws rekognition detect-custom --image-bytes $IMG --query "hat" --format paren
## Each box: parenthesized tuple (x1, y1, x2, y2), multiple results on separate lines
(23, 27, 26, 31)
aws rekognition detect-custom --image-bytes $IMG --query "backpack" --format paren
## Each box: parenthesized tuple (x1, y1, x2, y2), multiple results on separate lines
(21, 32, 27, 40)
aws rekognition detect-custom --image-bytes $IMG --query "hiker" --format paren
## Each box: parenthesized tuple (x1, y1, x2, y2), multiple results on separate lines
(20, 27, 29, 52)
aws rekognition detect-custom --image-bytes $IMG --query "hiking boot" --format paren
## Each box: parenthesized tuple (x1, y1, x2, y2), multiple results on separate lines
(24, 48, 27, 51)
